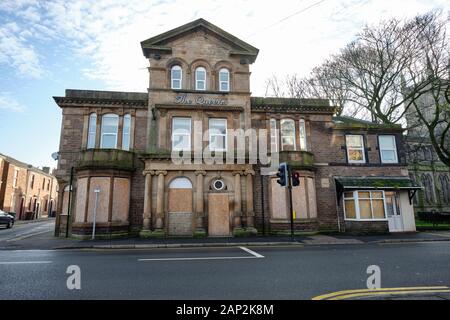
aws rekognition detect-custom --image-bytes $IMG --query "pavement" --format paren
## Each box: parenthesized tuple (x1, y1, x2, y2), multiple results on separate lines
(1, 241, 450, 299)
(1, 219, 450, 300)
(1, 218, 450, 250)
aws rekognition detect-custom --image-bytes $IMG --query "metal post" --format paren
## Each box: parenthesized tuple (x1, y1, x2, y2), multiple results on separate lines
(65, 167, 74, 238)
(287, 164, 294, 241)
(92, 188, 101, 240)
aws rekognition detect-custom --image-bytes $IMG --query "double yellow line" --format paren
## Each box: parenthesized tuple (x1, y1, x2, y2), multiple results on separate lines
(312, 286, 450, 300)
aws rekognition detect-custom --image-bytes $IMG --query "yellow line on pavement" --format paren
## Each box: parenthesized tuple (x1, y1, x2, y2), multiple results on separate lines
(312, 286, 449, 300)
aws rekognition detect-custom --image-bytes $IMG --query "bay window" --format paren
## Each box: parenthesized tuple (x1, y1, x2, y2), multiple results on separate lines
(270, 119, 278, 153)
(344, 190, 386, 220)
(172, 117, 191, 151)
(281, 119, 296, 151)
(100, 114, 119, 149)
(87, 113, 97, 149)
(122, 114, 131, 151)
(299, 119, 307, 151)
(346, 135, 365, 163)
(379, 135, 398, 163)
(209, 118, 227, 151)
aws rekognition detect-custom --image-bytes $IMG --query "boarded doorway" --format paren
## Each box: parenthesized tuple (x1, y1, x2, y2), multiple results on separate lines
(208, 193, 230, 236)
(168, 177, 193, 236)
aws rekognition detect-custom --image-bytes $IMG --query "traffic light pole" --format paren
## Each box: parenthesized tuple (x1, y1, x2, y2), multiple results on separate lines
(287, 165, 294, 241)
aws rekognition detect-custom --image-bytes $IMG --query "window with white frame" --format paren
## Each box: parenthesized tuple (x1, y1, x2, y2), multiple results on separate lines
(270, 119, 278, 153)
(172, 117, 191, 151)
(171, 65, 182, 89)
(343, 190, 386, 220)
(195, 67, 206, 90)
(346, 135, 365, 163)
(281, 119, 296, 151)
(209, 118, 227, 151)
(122, 114, 131, 151)
(100, 114, 119, 149)
(87, 113, 97, 149)
(299, 119, 307, 151)
(219, 68, 230, 92)
(13, 169, 18, 188)
(379, 135, 398, 163)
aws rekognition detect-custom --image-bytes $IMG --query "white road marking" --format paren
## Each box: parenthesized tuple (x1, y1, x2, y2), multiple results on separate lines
(138, 246, 265, 261)
(0, 261, 52, 265)
(138, 256, 259, 262)
(239, 246, 265, 258)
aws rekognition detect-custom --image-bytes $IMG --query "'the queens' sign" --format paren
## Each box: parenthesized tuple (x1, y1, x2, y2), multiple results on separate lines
(174, 93, 227, 106)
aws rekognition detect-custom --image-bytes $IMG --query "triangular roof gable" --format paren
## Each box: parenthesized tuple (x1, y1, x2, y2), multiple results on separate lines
(141, 18, 259, 62)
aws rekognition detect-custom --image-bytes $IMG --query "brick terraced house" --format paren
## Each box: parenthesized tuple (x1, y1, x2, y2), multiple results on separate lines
(53, 19, 420, 238)
(0, 153, 58, 220)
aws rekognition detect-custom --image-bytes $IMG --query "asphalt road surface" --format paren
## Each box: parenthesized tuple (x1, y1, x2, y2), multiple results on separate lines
(0, 220, 54, 244)
(1, 241, 450, 299)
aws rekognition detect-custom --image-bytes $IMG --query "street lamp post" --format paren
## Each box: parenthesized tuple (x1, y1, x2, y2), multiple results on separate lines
(92, 187, 101, 240)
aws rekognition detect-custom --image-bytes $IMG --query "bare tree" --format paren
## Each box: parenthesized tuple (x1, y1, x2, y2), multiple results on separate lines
(408, 12, 450, 166)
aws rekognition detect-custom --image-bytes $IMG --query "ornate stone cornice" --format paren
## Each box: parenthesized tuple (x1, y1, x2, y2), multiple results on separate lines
(53, 97, 148, 108)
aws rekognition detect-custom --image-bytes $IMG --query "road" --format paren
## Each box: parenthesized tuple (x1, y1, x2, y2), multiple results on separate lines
(0, 219, 54, 244)
(1, 241, 450, 299)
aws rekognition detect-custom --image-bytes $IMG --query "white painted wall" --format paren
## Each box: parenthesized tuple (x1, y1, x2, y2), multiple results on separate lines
(399, 191, 416, 232)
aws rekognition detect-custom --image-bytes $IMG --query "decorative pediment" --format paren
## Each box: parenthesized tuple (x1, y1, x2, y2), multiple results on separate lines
(141, 18, 259, 63)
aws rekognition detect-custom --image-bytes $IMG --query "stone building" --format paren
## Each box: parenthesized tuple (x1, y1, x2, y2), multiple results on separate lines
(53, 19, 420, 238)
(0, 153, 58, 219)
(405, 89, 450, 214)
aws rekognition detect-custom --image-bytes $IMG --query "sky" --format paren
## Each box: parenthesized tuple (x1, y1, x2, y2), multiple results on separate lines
(0, 0, 447, 169)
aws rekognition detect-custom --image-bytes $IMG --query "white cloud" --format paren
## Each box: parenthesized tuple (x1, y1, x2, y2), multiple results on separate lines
(0, 0, 447, 93)
(0, 93, 26, 112)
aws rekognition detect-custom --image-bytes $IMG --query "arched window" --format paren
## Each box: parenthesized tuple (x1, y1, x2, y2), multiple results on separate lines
(439, 174, 450, 204)
(122, 114, 131, 151)
(219, 68, 230, 92)
(171, 65, 182, 89)
(169, 177, 192, 189)
(421, 173, 435, 204)
(280, 119, 296, 151)
(195, 67, 206, 91)
(100, 114, 119, 149)
(87, 113, 97, 149)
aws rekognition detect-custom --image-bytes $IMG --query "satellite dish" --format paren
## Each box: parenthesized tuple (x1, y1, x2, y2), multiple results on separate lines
(51, 152, 59, 161)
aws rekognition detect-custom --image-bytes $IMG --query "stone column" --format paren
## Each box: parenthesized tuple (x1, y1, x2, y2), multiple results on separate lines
(245, 169, 256, 232)
(142, 170, 154, 231)
(155, 170, 167, 230)
(232, 171, 243, 229)
(194, 170, 206, 235)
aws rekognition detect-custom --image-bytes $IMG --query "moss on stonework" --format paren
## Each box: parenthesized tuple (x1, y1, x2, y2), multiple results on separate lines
(139, 229, 165, 239)
(233, 227, 257, 237)
(193, 230, 207, 238)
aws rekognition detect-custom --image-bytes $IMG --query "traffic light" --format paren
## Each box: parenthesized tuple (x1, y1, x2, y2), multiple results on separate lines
(276, 163, 288, 187)
(292, 171, 300, 187)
